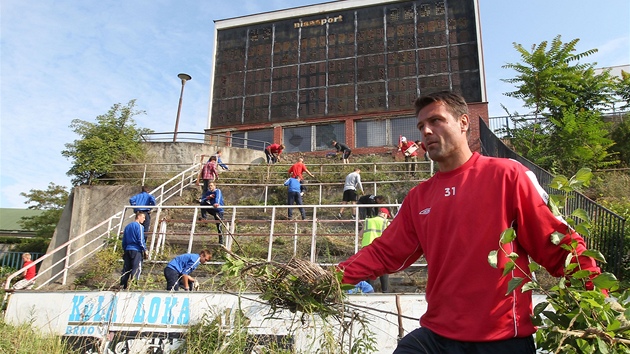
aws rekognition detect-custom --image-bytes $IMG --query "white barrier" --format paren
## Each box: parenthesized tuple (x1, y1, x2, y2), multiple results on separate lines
(4, 291, 545, 353)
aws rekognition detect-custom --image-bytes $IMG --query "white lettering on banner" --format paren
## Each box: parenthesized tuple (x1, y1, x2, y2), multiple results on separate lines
(9, 292, 547, 352)
(133, 295, 190, 325)
(65, 325, 105, 336)
(67, 294, 190, 328)
(68, 294, 117, 323)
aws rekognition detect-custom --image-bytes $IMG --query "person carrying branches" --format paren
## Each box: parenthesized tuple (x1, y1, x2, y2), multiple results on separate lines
(338, 91, 604, 353)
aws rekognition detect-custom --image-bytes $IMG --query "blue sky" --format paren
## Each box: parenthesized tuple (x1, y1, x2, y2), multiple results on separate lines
(1, 0, 628, 208)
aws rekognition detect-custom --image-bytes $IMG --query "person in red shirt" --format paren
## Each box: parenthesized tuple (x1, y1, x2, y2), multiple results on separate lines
(265, 143, 285, 164)
(288, 157, 315, 180)
(12, 252, 37, 290)
(197, 155, 219, 193)
(398, 136, 420, 176)
(338, 91, 602, 353)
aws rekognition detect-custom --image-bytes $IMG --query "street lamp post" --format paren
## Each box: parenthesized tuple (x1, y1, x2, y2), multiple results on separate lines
(173, 73, 192, 142)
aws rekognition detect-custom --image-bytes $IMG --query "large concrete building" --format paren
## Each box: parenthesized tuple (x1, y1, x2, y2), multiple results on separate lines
(207, 0, 488, 154)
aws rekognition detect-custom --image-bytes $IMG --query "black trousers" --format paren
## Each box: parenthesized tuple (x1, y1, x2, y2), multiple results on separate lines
(164, 267, 194, 291)
(201, 207, 224, 244)
(121, 250, 143, 289)
(394, 327, 535, 354)
(287, 191, 305, 219)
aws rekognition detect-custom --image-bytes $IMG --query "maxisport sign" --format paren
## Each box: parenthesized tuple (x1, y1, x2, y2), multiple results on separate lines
(293, 15, 344, 28)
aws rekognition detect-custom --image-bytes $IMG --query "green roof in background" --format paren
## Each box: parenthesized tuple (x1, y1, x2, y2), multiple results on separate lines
(0, 208, 44, 232)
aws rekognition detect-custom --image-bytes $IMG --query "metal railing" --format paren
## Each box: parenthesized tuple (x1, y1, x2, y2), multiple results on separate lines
(3, 163, 202, 291)
(121, 203, 413, 269)
(3, 158, 437, 291)
(140, 131, 271, 151)
(0, 252, 43, 270)
(487, 110, 629, 138)
(101, 159, 435, 189)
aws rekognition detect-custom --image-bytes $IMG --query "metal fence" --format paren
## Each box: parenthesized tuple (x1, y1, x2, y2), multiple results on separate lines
(0, 252, 43, 270)
(140, 131, 271, 151)
(487, 110, 629, 138)
(479, 117, 626, 276)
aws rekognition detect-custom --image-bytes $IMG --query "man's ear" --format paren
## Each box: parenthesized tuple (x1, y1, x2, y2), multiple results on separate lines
(460, 114, 470, 133)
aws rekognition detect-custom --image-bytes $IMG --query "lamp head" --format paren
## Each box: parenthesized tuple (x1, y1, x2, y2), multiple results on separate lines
(178, 73, 192, 82)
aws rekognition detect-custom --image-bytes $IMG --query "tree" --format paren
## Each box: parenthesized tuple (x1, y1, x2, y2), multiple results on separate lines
(18, 182, 69, 239)
(614, 70, 630, 111)
(502, 35, 615, 118)
(501, 36, 619, 175)
(62, 100, 151, 185)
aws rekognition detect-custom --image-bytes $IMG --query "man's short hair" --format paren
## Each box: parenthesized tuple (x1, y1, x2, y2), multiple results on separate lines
(141, 186, 149, 193)
(414, 91, 469, 119)
(200, 249, 212, 258)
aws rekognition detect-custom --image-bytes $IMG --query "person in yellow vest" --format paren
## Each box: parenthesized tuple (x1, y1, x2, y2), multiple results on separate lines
(361, 207, 391, 292)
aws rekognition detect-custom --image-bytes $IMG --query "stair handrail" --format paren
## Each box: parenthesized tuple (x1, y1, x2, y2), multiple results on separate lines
(3, 163, 202, 291)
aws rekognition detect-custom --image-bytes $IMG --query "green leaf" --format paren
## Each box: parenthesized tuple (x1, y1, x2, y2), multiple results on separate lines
(550, 175, 569, 190)
(340, 284, 356, 291)
(574, 168, 593, 186)
(543, 311, 566, 327)
(521, 281, 538, 293)
(528, 262, 541, 272)
(571, 208, 590, 223)
(502, 261, 515, 276)
(550, 231, 564, 245)
(575, 224, 591, 237)
(581, 250, 607, 263)
(507, 252, 519, 260)
(506, 277, 524, 295)
(565, 263, 579, 272)
(606, 319, 621, 331)
(557, 277, 566, 289)
(500, 228, 517, 244)
(595, 337, 609, 354)
(572, 269, 592, 279)
(533, 301, 549, 317)
(488, 250, 498, 268)
(592, 273, 617, 289)
(547, 196, 563, 216)
(575, 338, 594, 354)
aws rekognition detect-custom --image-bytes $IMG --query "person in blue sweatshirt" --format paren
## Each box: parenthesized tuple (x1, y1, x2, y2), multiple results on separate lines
(129, 186, 156, 236)
(120, 211, 147, 289)
(284, 175, 306, 220)
(164, 249, 212, 291)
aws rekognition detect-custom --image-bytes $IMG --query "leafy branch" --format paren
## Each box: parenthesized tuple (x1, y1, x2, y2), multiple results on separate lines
(488, 168, 629, 353)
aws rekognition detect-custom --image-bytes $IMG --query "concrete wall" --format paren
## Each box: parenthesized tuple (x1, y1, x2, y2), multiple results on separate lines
(39, 186, 138, 286)
(144, 142, 266, 169)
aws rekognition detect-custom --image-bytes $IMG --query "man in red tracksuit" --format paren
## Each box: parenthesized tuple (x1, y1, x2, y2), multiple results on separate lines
(265, 143, 285, 164)
(338, 91, 602, 353)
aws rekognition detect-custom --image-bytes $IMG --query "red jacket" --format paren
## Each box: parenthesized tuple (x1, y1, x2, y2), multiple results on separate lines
(400, 141, 418, 157)
(201, 161, 218, 180)
(339, 153, 600, 341)
(288, 162, 309, 179)
(23, 260, 36, 280)
(266, 144, 283, 154)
